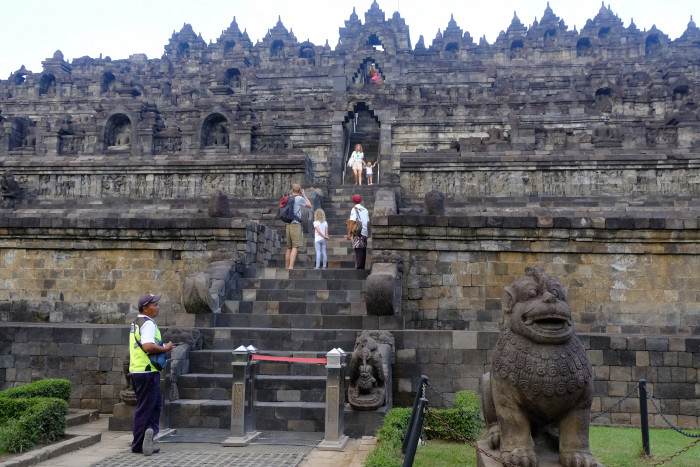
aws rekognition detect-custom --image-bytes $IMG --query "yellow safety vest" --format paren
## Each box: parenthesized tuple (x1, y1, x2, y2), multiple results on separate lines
(129, 316, 163, 372)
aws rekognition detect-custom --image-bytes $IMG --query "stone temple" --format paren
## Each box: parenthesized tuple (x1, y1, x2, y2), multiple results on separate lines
(0, 1, 698, 434)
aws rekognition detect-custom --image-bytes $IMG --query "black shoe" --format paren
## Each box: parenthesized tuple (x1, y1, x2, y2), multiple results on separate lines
(152, 448, 161, 454)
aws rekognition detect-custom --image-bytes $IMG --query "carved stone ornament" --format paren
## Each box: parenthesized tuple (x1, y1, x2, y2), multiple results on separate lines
(348, 330, 394, 411)
(480, 266, 599, 467)
(119, 354, 137, 404)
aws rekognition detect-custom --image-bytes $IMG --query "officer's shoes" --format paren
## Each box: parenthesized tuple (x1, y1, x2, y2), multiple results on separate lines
(143, 428, 154, 456)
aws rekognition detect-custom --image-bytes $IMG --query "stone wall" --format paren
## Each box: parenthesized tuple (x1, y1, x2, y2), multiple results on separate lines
(391, 330, 699, 430)
(1, 324, 697, 429)
(372, 215, 700, 335)
(0, 218, 279, 325)
(0, 324, 128, 413)
(400, 152, 700, 199)
(2, 156, 309, 201)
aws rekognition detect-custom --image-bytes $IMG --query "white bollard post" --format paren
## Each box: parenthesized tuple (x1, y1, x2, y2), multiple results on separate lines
(223, 345, 260, 446)
(318, 348, 349, 451)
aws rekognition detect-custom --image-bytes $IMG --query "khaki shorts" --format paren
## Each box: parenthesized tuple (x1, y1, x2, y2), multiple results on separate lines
(286, 223, 303, 249)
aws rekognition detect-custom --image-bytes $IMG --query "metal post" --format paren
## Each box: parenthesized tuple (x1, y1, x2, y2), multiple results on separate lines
(402, 375, 428, 454)
(639, 379, 650, 456)
(403, 397, 428, 467)
(245, 345, 258, 435)
(160, 358, 172, 430)
(223, 345, 260, 446)
(318, 348, 349, 451)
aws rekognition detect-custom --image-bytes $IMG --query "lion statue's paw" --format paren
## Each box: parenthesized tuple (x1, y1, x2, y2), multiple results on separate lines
(487, 426, 500, 450)
(561, 450, 599, 467)
(502, 448, 537, 466)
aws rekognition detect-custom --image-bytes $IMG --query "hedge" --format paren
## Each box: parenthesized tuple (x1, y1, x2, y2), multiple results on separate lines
(0, 379, 71, 402)
(0, 379, 71, 454)
(364, 390, 482, 467)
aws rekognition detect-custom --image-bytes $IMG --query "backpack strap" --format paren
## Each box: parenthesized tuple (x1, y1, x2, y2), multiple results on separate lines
(132, 316, 151, 354)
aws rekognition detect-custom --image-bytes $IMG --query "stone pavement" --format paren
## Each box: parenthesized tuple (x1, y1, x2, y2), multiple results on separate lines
(0, 416, 375, 467)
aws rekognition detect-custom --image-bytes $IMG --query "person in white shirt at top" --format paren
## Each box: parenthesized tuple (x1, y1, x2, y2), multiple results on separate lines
(313, 208, 329, 269)
(346, 194, 370, 269)
(348, 144, 364, 185)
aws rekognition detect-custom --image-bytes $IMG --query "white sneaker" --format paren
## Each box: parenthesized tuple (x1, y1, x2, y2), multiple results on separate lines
(143, 428, 154, 456)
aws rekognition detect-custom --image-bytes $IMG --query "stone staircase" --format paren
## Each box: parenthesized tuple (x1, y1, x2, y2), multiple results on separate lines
(168, 184, 402, 435)
(344, 110, 380, 186)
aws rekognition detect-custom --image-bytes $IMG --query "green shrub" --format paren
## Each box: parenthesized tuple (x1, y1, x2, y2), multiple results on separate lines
(424, 390, 482, 442)
(0, 379, 71, 402)
(0, 397, 68, 454)
(0, 379, 71, 454)
(0, 397, 33, 424)
(364, 390, 482, 467)
(365, 407, 410, 467)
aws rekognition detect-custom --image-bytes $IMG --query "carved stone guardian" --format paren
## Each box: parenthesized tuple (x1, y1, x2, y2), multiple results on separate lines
(479, 266, 599, 467)
(119, 354, 137, 404)
(348, 330, 394, 411)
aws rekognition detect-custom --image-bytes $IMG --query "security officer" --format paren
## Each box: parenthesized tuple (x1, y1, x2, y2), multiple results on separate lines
(129, 292, 174, 456)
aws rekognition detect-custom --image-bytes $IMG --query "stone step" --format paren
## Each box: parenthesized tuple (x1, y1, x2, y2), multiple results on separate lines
(256, 375, 326, 403)
(239, 295, 365, 312)
(168, 399, 380, 435)
(189, 349, 332, 374)
(212, 312, 404, 329)
(243, 267, 371, 280)
(176, 374, 327, 403)
(255, 401, 326, 432)
(220, 300, 366, 317)
(201, 327, 366, 351)
(266, 259, 360, 270)
(241, 278, 366, 291)
(169, 400, 327, 432)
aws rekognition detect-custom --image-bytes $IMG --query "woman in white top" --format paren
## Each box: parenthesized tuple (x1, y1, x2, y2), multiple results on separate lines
(313, 209, 329, 269)
(349, 144, 364, 185)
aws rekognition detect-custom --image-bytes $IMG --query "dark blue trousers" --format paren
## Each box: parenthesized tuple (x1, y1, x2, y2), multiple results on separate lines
(131, 372, 162, 453)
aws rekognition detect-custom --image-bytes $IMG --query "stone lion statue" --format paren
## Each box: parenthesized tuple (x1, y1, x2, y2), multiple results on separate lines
(480, 266, 598, 467)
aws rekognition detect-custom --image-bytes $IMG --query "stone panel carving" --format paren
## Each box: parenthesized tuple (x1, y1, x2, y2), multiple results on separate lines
(348, 330, 394, 411)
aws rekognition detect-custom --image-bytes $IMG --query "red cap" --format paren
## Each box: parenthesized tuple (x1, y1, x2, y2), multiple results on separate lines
(352, 195, 361, 204)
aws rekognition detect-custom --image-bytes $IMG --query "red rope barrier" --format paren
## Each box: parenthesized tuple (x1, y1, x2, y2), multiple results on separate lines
(251, 354, 327, 364)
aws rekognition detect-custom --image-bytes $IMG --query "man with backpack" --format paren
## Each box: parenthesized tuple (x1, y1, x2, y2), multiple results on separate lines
(284, 184, 311, 270)
(346, 194, 370, 269)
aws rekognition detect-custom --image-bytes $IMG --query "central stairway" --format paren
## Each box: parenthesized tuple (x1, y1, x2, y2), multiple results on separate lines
(168, 184, 401, 435)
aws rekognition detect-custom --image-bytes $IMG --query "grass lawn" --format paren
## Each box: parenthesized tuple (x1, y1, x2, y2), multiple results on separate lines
(409, 427, 700, 467)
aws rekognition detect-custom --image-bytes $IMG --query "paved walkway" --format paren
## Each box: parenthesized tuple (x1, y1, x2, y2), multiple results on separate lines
(2, 416, 375, 467)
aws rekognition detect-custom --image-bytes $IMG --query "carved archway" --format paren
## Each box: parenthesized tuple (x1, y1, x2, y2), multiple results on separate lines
(352, 57, 384, 85)
(39, 74, 56, 96)
(100, 72, 116, 94)
(104, 114, 132, 150)
(201, 113, 230, 149)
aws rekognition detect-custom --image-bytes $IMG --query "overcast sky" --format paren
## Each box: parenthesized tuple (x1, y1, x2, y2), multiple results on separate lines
(1, 0, 698, 79)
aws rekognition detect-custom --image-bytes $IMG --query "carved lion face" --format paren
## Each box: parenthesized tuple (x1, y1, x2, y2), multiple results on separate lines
(503, 266, 574, 344)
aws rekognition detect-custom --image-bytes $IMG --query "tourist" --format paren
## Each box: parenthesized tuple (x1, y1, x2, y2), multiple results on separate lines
(365, 160, 377, 185)
(313, 208, 329, 269)
(129, 292, 174, 456)
(348, 144, 364, 185)
(346, 194, 370, 269)
(285, 184, 311, 270)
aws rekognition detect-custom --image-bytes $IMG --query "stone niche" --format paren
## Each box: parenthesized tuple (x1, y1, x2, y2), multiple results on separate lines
(201, 113, 230, 152)
(104, 113, 132, 153)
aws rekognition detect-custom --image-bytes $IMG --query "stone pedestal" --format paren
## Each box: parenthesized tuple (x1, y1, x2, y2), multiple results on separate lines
(108, 403, 135, 431)
(476, 436, 603, 467)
